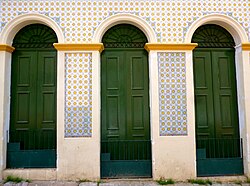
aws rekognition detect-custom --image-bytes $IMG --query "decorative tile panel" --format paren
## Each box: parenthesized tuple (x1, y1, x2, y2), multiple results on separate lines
(65, 53, 92, 137)
(158, 52, 187, 136)
(0, 0, 249, 42)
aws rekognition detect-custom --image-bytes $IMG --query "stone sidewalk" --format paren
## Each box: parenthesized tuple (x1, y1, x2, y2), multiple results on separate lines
(1, 180, 250, 186)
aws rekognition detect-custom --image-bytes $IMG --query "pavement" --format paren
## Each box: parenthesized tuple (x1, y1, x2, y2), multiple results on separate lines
(1, 180, 250, 186)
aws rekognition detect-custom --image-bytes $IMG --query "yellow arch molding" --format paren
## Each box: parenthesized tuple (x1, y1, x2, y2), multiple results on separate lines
(242, 43, 250, 51)
(144, 43, 198, 52)
(0, 44, 15, 53)
(53, 43, 104, 52)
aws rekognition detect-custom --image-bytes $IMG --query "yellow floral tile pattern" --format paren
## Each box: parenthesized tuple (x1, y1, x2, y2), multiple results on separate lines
(65, 53, 92, 137)
(0, 0, 249, 42)
(158, 52, 187, 135)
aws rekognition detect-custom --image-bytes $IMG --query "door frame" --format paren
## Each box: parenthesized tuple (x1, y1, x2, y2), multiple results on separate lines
(186, 14, 250, 176)
(100, 47, 151, 178)
(0, 14, 64, 174)
(193, 47, 243, 176)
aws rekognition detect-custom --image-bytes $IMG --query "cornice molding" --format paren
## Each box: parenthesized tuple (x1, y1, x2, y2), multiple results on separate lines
(53, 43, 104, 52)
(144, 43, 198, 51)
(242, 43, 250, 51)
(0, 44, 15, 53)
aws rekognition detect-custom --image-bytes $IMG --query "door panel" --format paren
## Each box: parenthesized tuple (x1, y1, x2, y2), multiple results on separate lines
(218, 57, 231, 88)
(195, 95, 209, 127)
(131, 57, 144, 89)
(102, 50, 149, 137)
(194, 50, 239, 139)
(11, 51, 37, 132)
(107, 96, 119, 134)
(10, 50, 57, 149)
(102, 51, 126, 140)
(17, 92, 30, 124)
(106, 56, 120, 89)
(193, 51, 215, 138)
(18, 57, 31, 86)
(126, 51, 149, 140)
(41, 56, 56, 86)
(42, 92, 55, 122)
(212, 51, 239, 138)
(220, 95, 233, 127)
(102, 50, 149, 141)
(132, 96, 144, 129)
(37, 51, 57, 131)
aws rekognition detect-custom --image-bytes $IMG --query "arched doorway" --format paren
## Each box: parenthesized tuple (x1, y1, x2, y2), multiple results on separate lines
(192, 24, 243, 176)
(101, 24, 151, 178)
(7, 24, 57, 168)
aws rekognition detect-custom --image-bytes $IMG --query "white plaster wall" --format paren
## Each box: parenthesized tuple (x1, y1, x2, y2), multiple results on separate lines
(151, 50, 196, 180)
(56, 51, 100, 180)
(149, 51, 159, 179)
(3, 169, 56, 181)
(57, 138, 100, 180)
(239, 50, 250, 176)
(0, 51, 11, 180)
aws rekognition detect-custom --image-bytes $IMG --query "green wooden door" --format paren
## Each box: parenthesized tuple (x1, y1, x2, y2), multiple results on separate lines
(101, 24, 151, 178)
(101, 49, 151, 177)
(192, 24, 242, 176)
(194, 49, 242, 176)
(101, 50, 150, 141)
(8, 24, 57, 168)
(194, 49, 239, 140)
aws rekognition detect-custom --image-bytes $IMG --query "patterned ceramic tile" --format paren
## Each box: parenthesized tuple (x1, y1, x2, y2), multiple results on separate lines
(65, 53, 92, 137)
(0, 0, 249, 42)
(158, 52, 187, 136)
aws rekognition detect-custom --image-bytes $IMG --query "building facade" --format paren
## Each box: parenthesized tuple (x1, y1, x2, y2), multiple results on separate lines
(0, 0, 250, 181)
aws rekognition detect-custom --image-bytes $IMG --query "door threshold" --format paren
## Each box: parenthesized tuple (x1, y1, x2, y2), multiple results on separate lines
(3, 168, 57, 181)
(196, 175, 246, 182)
(101, 178, 153, 181)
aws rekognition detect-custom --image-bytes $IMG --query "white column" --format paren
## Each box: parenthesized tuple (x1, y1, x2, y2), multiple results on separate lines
(151, 50, 196, 180)
(185, 50, 196, 177)
(238, 49, 250, 176)
(148, 51, 159, 179)
(56, 50, 101, 180)
(0, 51, 12, 180)
(56, 50, 65, 172)
(91, 50, 101, 178)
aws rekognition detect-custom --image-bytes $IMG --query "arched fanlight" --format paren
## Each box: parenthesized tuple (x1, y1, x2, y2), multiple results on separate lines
(102, 24, 147, 48)
(192, 24, 235, 48)
(13, 24, 58, 48)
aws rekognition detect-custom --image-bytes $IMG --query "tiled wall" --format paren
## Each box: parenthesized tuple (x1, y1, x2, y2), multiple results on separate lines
(65, 53, 92, 137)
(158, 52, 187, 136)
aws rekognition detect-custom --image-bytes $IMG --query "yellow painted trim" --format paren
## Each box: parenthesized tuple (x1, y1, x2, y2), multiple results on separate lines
(53, 43, 104, 52)
(0, 44, 15, 53)
(144, 43, 198, 51)
(242, 43, 250, 51)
